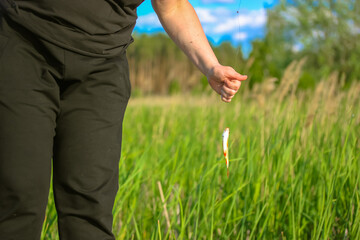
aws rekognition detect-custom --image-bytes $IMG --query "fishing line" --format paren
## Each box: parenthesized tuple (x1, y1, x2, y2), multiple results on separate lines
(235, 0, 243, 71)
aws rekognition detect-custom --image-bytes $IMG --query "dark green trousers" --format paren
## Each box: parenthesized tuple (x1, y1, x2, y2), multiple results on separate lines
(0, 16, 130, 240)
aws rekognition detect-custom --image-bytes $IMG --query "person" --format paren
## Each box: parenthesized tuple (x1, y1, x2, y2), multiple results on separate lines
(0, 0, 247, 239)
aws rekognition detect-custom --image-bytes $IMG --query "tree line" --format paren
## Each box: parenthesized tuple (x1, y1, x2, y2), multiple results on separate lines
(127, 0, 359, 94)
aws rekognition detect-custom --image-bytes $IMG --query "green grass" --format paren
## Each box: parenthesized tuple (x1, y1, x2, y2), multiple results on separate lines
(41, 83, 360, 239)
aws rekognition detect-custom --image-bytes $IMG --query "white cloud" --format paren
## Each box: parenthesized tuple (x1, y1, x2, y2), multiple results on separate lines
(135, 7, 267, 46)
(234, 32, 248, 40)
(136, 13, 162, 29)
(136, 8, 267, 34)
(201, 0, 235, 3)
(292, 43, 303, 52)
(195, 8, 218, 23)
(213, 9, 267, 34)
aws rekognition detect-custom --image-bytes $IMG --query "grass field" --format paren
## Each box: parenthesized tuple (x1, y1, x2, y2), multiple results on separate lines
(41, 66, 360, 239)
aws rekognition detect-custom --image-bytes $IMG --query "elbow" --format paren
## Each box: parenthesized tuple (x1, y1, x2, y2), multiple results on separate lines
(151, 0, 168, 11)
(151, 0, 185, 14)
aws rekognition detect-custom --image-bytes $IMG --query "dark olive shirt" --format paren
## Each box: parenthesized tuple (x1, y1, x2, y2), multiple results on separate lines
(0, 0, 144, 56)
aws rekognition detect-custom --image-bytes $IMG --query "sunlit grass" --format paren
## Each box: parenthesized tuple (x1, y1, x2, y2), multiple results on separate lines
(41, 67, 360, 239)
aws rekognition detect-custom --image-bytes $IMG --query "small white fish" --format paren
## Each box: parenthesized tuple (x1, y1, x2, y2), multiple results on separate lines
(222, 128, 230, 177)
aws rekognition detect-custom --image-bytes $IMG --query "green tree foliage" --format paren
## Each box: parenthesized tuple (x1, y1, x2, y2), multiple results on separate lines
(256, 0, 360, 87)
(248, 8, 295, 87)
(213, 41, 246, 74)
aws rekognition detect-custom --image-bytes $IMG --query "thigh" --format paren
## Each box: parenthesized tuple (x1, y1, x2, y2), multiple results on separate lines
(0, 15, 59, 206)
(53, 97, 128, 194)
(0, 16, 59, 239)
(53, 52, 130, 192)
(53, 52, 130, 239)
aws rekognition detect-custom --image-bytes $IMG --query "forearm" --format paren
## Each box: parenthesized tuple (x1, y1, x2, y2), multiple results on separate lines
(152, 0, 219, 75)
(152, 0, 247, 103)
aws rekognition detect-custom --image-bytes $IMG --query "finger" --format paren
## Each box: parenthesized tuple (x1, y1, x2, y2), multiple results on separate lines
(221, 86, 236, 98)
(221, 92, 234, 103)
(221, 96, 232, 103)
(225, 80, 241, 91)
(226, 68, 247, 81)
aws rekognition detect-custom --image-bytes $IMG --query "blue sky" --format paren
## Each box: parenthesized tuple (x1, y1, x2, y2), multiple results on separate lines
(134, 0, 278, 55)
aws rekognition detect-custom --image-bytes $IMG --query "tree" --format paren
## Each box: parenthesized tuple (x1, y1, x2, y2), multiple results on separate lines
(256, 0, 360, 86)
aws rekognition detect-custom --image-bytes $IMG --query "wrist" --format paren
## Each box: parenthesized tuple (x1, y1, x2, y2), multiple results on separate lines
(204, 61, 221, 77)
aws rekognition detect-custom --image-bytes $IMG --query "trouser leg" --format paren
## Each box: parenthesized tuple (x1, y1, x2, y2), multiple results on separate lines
(0, 18, 60, 239)
(53, 51, 130, 240)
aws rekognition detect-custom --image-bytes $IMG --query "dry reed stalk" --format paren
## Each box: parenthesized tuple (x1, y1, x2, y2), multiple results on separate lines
(324, 72, 340, 113)
(277, 58, 306, 104)
(157, 181, 171, 234)
(244, 56, 255, 73)
(277, 61, 298, 103)
(129, 53, 199, 94)
(346, 81, 360, 106)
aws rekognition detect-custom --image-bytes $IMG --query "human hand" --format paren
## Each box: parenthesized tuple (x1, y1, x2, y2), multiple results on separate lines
(206, 64, 247, 103)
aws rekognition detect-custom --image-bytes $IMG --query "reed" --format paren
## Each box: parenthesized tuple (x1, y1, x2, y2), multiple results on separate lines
(41, 61, 359, 239)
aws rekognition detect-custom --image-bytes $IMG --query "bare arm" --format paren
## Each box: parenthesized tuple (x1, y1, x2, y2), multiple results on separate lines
(151, 0, 247, 102)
